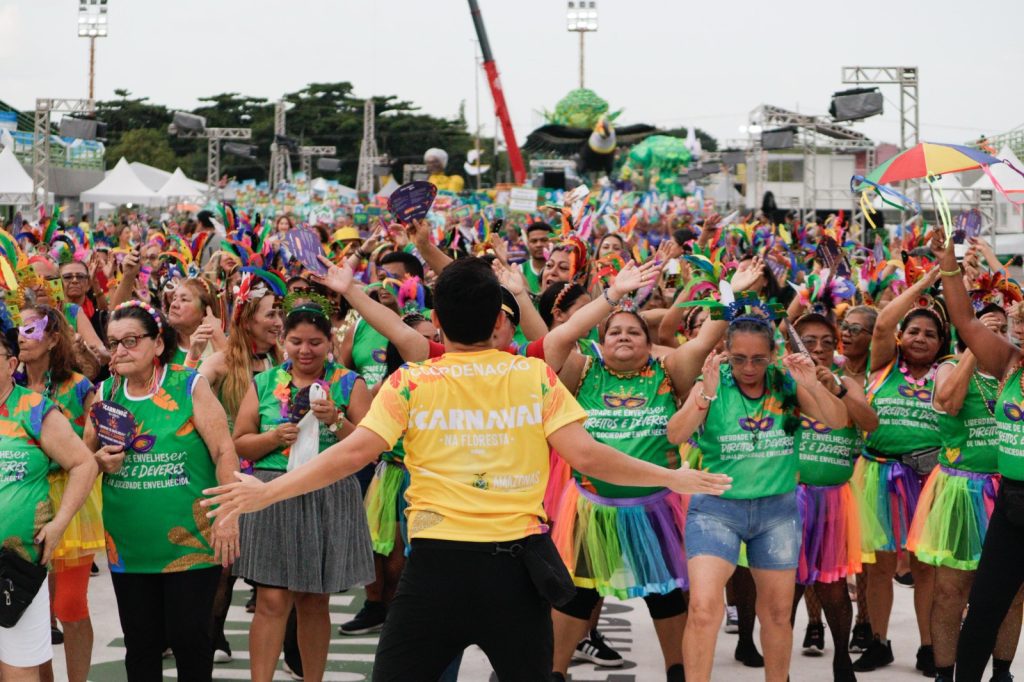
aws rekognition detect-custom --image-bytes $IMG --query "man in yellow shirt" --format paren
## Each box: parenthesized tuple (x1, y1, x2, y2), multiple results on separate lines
(204, 258, 731, 681)
(425, 147, 465, 193)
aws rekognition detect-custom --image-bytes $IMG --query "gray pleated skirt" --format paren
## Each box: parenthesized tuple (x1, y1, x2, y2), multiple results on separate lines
(234, 469, 375, 593)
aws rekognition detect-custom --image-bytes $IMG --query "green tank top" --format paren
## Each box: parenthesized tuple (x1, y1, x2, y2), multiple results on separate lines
(100, 366, 218, 573)
(523, 260, 543, 295)
(63, 302, 79, 332)
(937, 359, 999, 473)
(0, 386, 57, 563)
(574, 356, 680, 498)
(995, 366, 1024, 480)
(171, 346, 188, 366)
(697, 364, 798, 499)
(864, 360, 941, 455)
(796, 418, 861, 486)
(252, 360, 361, 472)
(351, 317, 389, 389)
(49, 373, 95, 438)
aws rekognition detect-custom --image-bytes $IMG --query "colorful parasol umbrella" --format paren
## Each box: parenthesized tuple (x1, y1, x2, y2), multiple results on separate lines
(851, 142, 1024, 238)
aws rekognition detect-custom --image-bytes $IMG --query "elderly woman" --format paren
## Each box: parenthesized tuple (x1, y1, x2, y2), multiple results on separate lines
(87, 301, 240, 681)
(0, 334, 97, 680)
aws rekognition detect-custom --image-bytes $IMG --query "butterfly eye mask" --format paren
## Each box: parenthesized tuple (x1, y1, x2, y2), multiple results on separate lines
(19, 316, 48, 341)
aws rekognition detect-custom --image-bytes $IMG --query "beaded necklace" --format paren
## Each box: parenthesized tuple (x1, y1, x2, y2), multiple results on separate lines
(899, 360, 937, 388)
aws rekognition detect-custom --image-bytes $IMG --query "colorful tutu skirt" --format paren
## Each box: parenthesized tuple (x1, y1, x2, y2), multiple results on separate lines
(907, 465, 999, 571)
(544, 450, 572, 524)
(851, 452, 923, 562)
(364, 460, 409, 556)
(48, 471, 104, 566)
(797, 482, 862, 586)
(552, 480, 688, 600)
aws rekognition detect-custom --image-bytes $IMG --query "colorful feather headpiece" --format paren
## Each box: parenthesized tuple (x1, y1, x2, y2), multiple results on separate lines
(233, 267, 286, 319)
(969, 272, 1023, 313)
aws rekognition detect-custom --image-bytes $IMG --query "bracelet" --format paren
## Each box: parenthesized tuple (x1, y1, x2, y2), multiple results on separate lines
(940, 266, 962, 277)
(699, 388, 718, 403)
(835, 383, 849, 399)
(602, 288, 622, 307)
(184, 356, 200, 369)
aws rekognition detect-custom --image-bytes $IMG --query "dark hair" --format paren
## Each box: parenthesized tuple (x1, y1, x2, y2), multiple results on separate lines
(196, 210, 214, 229)
(681, 306, 706, 335)
(538, 282, 587, 327)
(726, 318, 776, 351)
(599, 310, 652, 344)
(595, 234, 624, 254)
(380, 251, 425, 281)
(59, 259, 89, 275)
(384, 313, 429, 376)
(23, 304, 78, 384)
(109, 303, 176, 365)
(284, 305, 332, 339)
(900, 307, 949, 360)
(673, 229, 695, 247)
(434, 258, 500, 344)
(526, 221, 551, 236)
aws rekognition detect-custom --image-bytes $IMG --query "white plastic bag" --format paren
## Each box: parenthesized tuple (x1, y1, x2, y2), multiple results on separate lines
(287, 383, 327, 472)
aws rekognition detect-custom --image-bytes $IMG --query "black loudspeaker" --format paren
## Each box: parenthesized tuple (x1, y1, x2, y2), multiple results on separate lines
(223, 143, 258, 160)
(59, 116, 107, 140)
(317, 158, 342, 172)
(761, 128, 795, 150)
(171, 111, 206, 133)
(543, 170, 566, 190)
(722, 150, 746, 165)
(830, 88, 883, 122)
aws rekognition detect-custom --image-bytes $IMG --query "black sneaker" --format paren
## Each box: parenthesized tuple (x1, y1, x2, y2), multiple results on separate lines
(850, 622, 873, 654)
(916, 645, 936, 677)
(245, 588, 257, 614)
(895, 571, 915, 587)
(802, 622, 826, 656)
(90, 561, 99, 576)
(990, 672, 1015, 682)
(833, 656, 857, 682)
(735, 639, 765, 668)
(339, 600, 387, 635)
(666, 663, 685, 682)
(573, 629, 624, 667)
(51, 624, 64, 645)
(852, 637, 894, 672)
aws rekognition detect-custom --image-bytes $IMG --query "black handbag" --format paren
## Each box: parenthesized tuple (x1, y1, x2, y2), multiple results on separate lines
(516, 534, 577, 608)
(0, 548, 47, 628)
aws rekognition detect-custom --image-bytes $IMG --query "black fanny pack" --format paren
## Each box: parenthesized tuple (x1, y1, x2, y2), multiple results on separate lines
(415, 534, 576, 607)
(0, 548, 47, 628)
(866, 447, 940, 477)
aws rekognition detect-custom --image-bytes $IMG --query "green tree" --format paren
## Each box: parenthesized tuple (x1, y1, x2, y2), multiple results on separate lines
(105, 128, 177, 171)
(94, 90, 170, 153)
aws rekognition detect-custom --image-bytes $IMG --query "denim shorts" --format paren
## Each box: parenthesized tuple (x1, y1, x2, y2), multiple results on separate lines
(685, 491, 801, 570)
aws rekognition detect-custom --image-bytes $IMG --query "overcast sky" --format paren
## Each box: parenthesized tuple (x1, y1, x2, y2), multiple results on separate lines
(2, 0, 1022, 153)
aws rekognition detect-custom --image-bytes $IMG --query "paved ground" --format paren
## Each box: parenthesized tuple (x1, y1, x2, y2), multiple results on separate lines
(57, 557, 1018, 681)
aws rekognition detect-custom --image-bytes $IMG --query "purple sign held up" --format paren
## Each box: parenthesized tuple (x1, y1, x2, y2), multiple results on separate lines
(388, 181, 437, 223)
(284, 228, 328, 277)
(89, 400, 137, 450)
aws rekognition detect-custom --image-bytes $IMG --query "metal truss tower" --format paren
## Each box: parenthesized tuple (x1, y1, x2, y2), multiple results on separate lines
(355, 99, 379, 194)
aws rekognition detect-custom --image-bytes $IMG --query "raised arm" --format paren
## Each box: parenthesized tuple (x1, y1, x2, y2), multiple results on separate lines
(544, 260, 660, 373)
(667, 351, 722, 445)
(933, 356, 974, 417)
(314, 257, 430, 363)
(930, 228, 1020, 378)
(492, 259, 547, 342)
(409, 218, 454, 276)
(870, 265, 941, 371)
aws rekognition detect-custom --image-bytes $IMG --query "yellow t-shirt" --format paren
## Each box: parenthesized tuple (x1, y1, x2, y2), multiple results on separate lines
(360, 348, 587, 542)
(427, 173, 465, 193)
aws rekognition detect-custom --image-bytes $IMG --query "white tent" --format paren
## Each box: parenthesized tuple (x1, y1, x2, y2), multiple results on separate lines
(156, 167, 207, 202)
(971, 146, 1024, 195)
(80, 157, 160, 206)
(0, 131, 39, 205)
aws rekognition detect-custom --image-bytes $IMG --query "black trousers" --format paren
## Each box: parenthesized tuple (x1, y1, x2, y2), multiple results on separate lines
(373, 539, 552, 681)
(110, 566, 221, 682)
(956, 479, 1024, 681)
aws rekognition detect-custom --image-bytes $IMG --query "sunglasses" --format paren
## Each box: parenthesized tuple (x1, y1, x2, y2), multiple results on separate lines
(61, 273, 89, 282)
(840, 322, 872, 336)
(728, 355, 771, 369)
(107, 334, 153, 352)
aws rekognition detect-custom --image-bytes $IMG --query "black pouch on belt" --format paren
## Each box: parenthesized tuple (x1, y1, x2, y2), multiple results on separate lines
(511, 534, 576, 607)
(0, 548, 47, 628)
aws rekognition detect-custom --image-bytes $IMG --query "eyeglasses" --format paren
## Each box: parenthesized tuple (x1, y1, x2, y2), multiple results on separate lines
(840, 322, 873, 336)
(107, 334, 152, 352)
(290, 287, 312, 295)
(61, 273, 89, 282)
(800, 336, 836, 350)
(728, 355, 771, 369)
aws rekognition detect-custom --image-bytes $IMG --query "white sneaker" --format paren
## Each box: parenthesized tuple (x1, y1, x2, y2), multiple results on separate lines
(213, 648, 232, 664)
(162, 648, 173, 659)
(283, 661, 304, 680)
(724, 605, 739, 634)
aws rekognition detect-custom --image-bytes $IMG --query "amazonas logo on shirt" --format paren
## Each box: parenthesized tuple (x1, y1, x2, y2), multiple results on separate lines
(412, 403, 543, 431)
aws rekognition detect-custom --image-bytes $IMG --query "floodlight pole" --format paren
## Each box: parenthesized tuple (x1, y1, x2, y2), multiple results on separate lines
(299, 146, 337, 179)
(578, 31, 585, 89)
(88, 37, 96, 105)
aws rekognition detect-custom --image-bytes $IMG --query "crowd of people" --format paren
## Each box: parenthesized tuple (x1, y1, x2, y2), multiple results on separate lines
(0, 193, 1022, 682)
